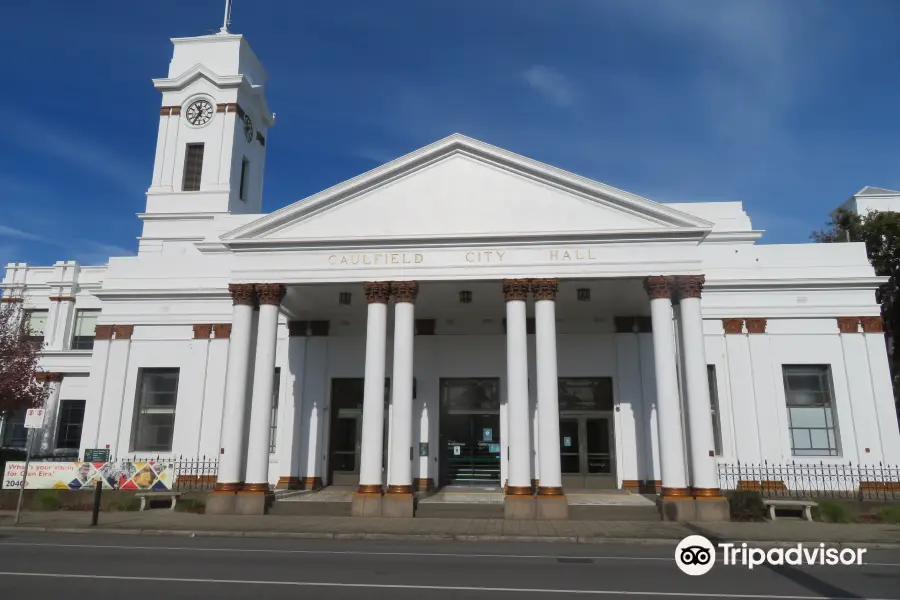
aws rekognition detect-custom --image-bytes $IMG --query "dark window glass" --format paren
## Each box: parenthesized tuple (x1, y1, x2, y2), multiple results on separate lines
(56, 400, 86, 449)
(557, 378, 613, 411)
(269, 367, 280, 454)
(707, 365, 723, 456)
(132, 368, 179, 452)
(182, 144, 204, 191)
(783, 365, 839, 456)
(239, 158, 249, 200)
(71, 310, 99, 350)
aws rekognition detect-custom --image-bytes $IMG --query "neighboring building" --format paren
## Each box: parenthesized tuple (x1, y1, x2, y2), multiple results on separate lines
(3, 28, 899, 514)
(838, 186, 900, 216)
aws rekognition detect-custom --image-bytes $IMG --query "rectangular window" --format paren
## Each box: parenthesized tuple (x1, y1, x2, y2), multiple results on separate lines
(71, 309, 100, 350)
(132, 368, 179, 452)
(56, 400, 86, 450)
(269, 367, 281, 454)
(24, 309, 48, 344)
(1, 410, 27, 448)
(707, 365, 723, 456)
(783, 365, 840, 456)
(239, 157, 249, 200)
(182, 143, 204, 191)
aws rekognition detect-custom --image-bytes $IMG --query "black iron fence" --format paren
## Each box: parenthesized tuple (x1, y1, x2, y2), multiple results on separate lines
(718, 461, 900, 502)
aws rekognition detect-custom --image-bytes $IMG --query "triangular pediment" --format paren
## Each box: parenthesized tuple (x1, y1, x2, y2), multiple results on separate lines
(222, 134, 712, 244)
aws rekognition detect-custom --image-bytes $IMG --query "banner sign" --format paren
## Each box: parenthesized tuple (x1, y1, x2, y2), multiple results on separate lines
(2, 460, 177, 491)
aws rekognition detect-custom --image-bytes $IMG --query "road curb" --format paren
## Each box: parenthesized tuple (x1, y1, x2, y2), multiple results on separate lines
(0, 526, 897, 549)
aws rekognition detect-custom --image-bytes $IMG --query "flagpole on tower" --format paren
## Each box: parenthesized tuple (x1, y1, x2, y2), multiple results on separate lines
(219, 0, 233, 34)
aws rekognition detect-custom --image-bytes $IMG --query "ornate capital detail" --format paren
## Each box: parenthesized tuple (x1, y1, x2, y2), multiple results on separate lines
(861, 316, 884, 333)
(531, 278, 559, 301)
(391, 281, 419, 304)
(675, 275, 705, 299)
(364, 281, 391, 304)
(722, 318, 744, 334)
(643, 276, 675, 300)
(36, 372, 63, 383)
(113, 325, 134, 340)
(502, 279, 531, 302)
(745, 318, 767, 334)
(837, 317, 860, 334)
(94, 325, 114, 340)
(0, 297, 24, 303)
(228, 283, 256, 306)
(254, 283, 286, 306)
(212, 324, 232, 339)
(193, 324, 213, 339)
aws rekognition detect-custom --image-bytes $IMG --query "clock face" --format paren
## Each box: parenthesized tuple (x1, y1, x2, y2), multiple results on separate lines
(242, 114, 254, 142)
(185, 99, 213, 126)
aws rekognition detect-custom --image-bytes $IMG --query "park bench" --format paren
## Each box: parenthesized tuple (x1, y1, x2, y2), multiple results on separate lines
(763, 498, 817, 521)
(135, 491, 182, 511)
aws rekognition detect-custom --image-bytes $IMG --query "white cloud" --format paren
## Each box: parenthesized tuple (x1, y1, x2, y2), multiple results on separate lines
(0, 225, 47, 243)
(522, 65, 576, 108)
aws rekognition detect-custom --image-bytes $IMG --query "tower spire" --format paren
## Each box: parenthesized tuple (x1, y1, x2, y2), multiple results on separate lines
(219, 0, 233, 34)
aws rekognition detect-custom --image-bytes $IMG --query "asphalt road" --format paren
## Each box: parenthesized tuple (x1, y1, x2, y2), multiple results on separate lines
(0, 532, 897, 599)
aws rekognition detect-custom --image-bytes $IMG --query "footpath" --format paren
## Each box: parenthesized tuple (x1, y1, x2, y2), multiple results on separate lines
(1, 510, 898, 547)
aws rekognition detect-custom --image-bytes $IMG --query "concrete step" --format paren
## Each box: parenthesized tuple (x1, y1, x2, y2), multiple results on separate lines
(568, 504, 660, 521)
(269, 501, 351, 516)
(414, 502, 505, 519)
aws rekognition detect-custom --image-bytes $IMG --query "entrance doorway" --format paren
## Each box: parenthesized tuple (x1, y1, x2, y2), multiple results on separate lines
(558, 378, 616, 489)
(439, 378, 501, 486)
(327, 378, 388, 486)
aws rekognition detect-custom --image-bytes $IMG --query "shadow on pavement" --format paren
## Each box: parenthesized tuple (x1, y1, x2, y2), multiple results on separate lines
(686, 523, 863, 600)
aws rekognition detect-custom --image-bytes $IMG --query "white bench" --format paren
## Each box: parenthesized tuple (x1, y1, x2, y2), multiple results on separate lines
(135, 491, 182, 511)
(763, 499, 817, 521)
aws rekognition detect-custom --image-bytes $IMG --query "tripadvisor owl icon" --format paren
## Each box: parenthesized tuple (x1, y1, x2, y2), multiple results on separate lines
(675, 535, 716, 576)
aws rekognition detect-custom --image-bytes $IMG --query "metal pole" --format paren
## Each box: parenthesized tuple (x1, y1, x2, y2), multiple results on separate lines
(14, 429, 33, 525)
(91, 475, 102, 526)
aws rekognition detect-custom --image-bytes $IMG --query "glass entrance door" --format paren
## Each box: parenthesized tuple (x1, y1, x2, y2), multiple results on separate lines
(439, 378, 502, 486)
(559, 416, 615, 489)
(329, 409, 361, 485)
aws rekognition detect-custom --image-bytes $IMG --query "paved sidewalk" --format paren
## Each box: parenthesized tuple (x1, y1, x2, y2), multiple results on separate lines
(1, 510, 898, 547)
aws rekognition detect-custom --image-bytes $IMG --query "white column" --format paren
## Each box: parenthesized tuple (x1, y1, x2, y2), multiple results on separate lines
(644, 276, 690, 496)
(675, 276, 720, 495)
(244, 284, 284, 491)
(37, 374, 64, 455)
(357, 282, 391, 493)
(504, 279, 533, 494)
(862, 317, 900, 461)
(723, 320, 762, 462)
(215, 284, 256, 491)
(534, 279, 563, 494)
(387, 281, 418, 493)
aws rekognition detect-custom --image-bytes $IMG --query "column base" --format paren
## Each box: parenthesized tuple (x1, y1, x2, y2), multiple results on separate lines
(382, 492, 415, 518)
(276, 477, 302, 490)
(351, 492, 384, 517)
(235, 490, 274, 515)
(504, 495, 536, 519)
(301, 476, 324, 491)
(205, 490, 238, 515)
(535, 495, 568, 520)
(657, 496, 696, 521)
(694, 496, 730, 522)
(621, 480, 641, 492)
(413, 478, 435, 492)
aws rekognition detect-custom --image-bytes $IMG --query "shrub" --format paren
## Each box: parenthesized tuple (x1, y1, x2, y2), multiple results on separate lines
(876, 505, 900, 524)
(107, 497, 142, 512)
(813, 500, 856, 523)
(35, 491, 61, 511)
(728, 490, 766, 521)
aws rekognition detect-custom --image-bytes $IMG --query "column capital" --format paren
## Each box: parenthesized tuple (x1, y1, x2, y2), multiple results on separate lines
(255, 283, 286, 306)
(675, 275, 705, 299)
(35, 372, 64, 383)
(861, 316, 884, 333)
(391, 281, 419, 304)
(837, 317, 861, 333)
(531, 278, 558, 301)
(502, 278, 530, 301)
(364, 281, 391, 304)
(113, 325, 134, 340)
(643, 275, 675, 300)
(746, 318, 767, 334)
(722, 318, 744, 334)
(95, 325, 114, 340)
(193, 324, 214, 339)
(212, 324, 232, 339)
(228, 283, 256, 306)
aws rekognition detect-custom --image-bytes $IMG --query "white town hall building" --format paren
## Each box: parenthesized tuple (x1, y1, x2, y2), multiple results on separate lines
(3, 27, 899, 519)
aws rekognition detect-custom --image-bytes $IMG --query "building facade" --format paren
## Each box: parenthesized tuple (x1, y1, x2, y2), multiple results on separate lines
(3, 30, 899, 517)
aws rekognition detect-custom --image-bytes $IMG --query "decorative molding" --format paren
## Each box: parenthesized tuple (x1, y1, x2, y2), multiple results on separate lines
(745, 318, 767, 334)
(502, 278, 530, 302)
(302, 477, 324, 491)
(661, 487, 692, 498)
(356, 484, 383, 495)
(215, 102, 245, 118)
(391, 281, 419, 304)
(113, 325, 134, 340)
(531, 278, 559, 301)
(275, 477, 302, 490)
(35, 372, 64, 383)
(193, 324, 213, 339)
(861, 316, 884, 333)
(837, 317, 860, 334)
(49, 296, 75, 302)
(722, 318, 744, 335)
(160, 106, 173, 116)
(385, 484, 413, 495)
(170, 105, 182, 116)
(643, 275, 675, 300)
(254, 283, 285, 306)
(692, 487, 722, 498)
(675, 274, 705, 299)
(364, 281, 391, 304)
(0, 297, 24, 303)
(212, 324, 232, 339)
(620, 480, 641, 492)
(537, 486, 564, 496)
(505, 485, 533, 496)
(228, 283, 256, 306)
(94, 325, 114, 340)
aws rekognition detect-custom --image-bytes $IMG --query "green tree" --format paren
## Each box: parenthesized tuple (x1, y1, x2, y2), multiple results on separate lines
(813, 209, 900, 417)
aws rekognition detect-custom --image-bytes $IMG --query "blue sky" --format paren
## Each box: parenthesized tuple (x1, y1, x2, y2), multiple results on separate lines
(2, 0, 900, 269)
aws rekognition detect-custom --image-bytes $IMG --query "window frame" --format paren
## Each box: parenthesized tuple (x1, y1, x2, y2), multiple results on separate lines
(56, 400, 87, 450)
(782, 364, 841, 457)
(181, 143, 205, 192)
(23, 308, 48, 344)
(706, 365, 724, 456)
(70, 309, 100, 350)
(131, 368, 180, 453)
(269, 367, 281, 454)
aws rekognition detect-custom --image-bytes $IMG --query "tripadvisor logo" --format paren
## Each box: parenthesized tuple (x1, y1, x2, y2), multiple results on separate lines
(675, 535, 867, 575)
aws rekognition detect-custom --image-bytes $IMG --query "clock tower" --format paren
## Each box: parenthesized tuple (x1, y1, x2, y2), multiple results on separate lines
(143, 30, 274, 222)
